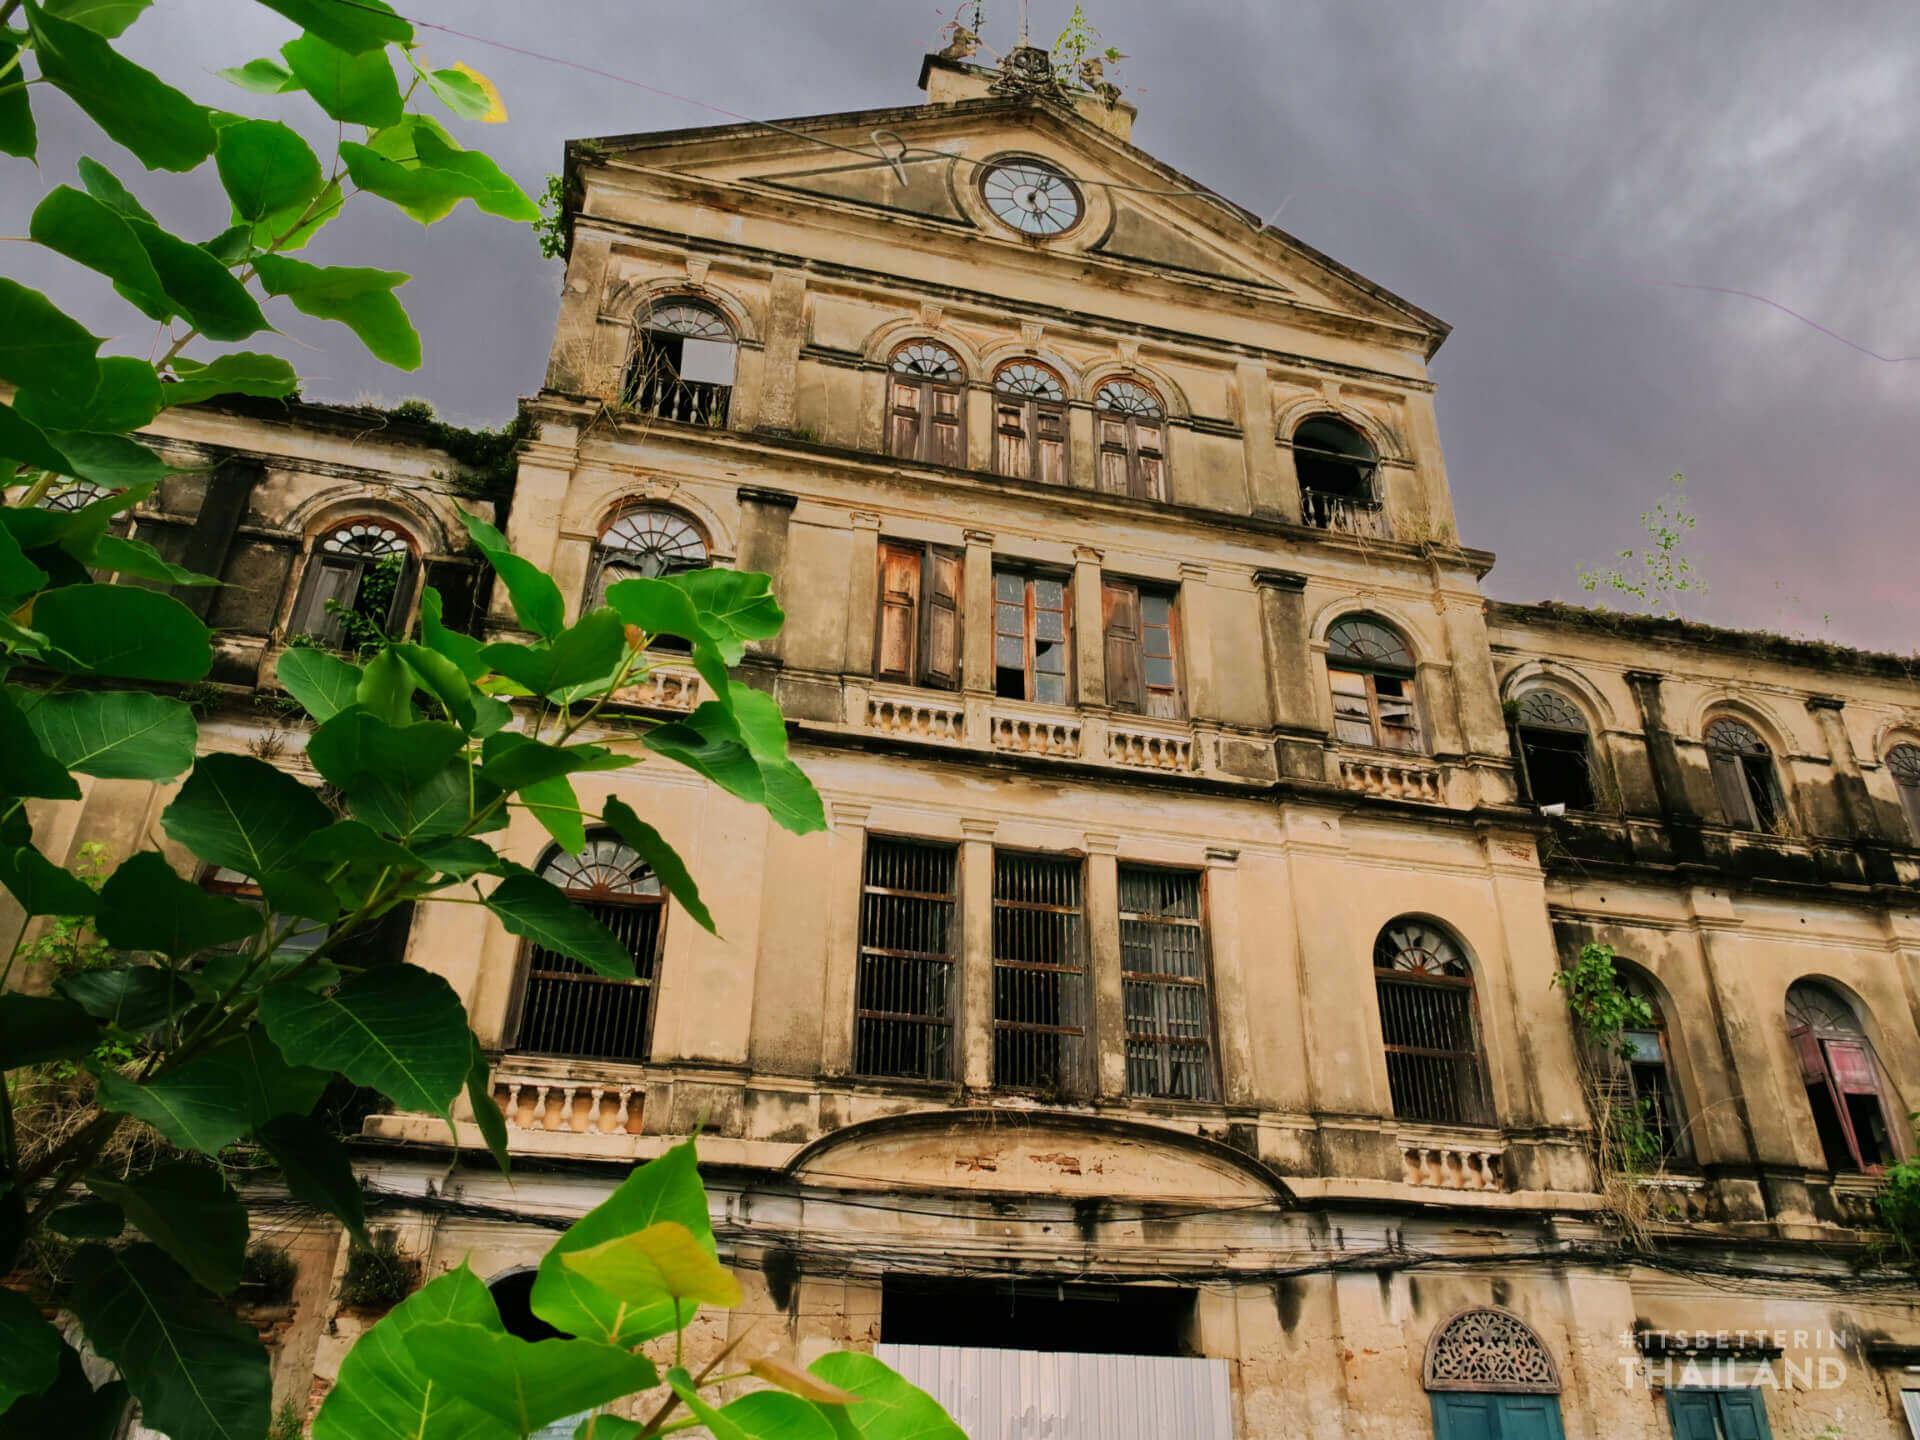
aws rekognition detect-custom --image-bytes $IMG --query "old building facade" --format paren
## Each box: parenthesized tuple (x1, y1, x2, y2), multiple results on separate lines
(21, 46, 1920, 1440)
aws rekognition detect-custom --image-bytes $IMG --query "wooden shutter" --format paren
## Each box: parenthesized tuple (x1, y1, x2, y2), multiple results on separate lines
(1135, 421, 1165, 500)
(918, 547, 962, 690)
(876, 542, 922, 682)
(1034, 405, 1068, 486)
(1102, 579, 1145, 714)
(382, 550, 419, 634)
(929, 385, 963, 467)
(1710, 1390, 1775, 1440)
(1710, 751, 1755, 827)
(1097, 417, 1130, 495)
(889, 378, 924, 459)
(292, 556, 360, 645)
(995, 403, 1030, 478)
(1663, 1392, 1722, 1440)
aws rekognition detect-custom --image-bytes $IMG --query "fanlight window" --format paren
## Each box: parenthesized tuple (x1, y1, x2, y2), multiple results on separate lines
(1787, 981, 1895, 1172)
(1327, 617, 1420, 753)
(1094, 379, 1166, 501)
(1705, 717, 1783, 832)
(1887, 743, 1920, 841)
(1423, 1308, 1560, 1393)
(1293, 416, 1384, 536)
(289, 518, 416, 651)
(622, 298, 735, 427)
(513, 838, 665, 1063)
(589, 508, 709, 609)
(39, 480, 110, 512)
(992, 362, 1068, 486)
(1513, 689, 1597, 811)
(1374, 920, 1492, 1127)
(887, 342, 966, 467)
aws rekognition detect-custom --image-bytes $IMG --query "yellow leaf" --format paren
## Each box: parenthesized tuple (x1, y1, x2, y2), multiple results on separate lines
(560, 1220, 743, 1309)
(748, 1355, 862, 1405)
(452, 61, 507, 123)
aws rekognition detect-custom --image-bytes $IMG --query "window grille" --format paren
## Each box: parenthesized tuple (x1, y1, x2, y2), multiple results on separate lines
(855, 838, 958, 1081)
(992, 851, 1087, 1094)
(39, 480, 109, 512)
(1374, 920, 1491, 1126)
(1120, 866, 1214, 1100)
(589, 508, 709, 609)
(513, 839, 664, 1062)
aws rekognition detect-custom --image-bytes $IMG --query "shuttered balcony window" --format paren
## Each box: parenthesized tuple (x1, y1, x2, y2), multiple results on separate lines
(1119, 866, 1214, 1100)
(992, 851, 1088, 1095)
(855, 837, 959, 1081)
(1102, 579, 1183, 718)
(512, 839, 665, 1063)
(875, 541, 962, 691)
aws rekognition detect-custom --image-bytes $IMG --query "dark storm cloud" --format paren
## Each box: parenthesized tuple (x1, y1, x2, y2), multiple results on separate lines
(4, 2, 1912, 647)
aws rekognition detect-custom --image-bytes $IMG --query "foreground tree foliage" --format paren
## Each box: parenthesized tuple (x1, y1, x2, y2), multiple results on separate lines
(0, 2, 964, 1435)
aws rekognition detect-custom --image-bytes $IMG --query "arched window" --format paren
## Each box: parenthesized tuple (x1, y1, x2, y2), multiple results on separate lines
(1424, 1307, 1563, 1436)
(1615, 971, 1688, 1165)
(1093, 379, 1165, 501)
(1327, 616, 1420, 753)
(1705, 717, 1783, 832)
(1887, 743, 1920, 841)
(288, 519, 416, 651)
(1786, 981, 1896, 1173)
(1512, 690, 1596, 811)
(1374, 919, 1491, 1127)
(1293, 416, 1385, 536)
(887, 342, 966, 467)
(622, 297, 735, 427)
(992, 361, 1068, 486)
(512, 838, 666, 1062)
(39, 480, 110, 512)
(588, 507, 709, 610)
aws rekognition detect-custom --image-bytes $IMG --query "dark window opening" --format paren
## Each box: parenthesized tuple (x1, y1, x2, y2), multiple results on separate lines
(1520, 729, 1595, 809)
(1787, 981, 1897, 1174)
(622, 300, 735, 427)
(1706, 718, 1783, 832)
(1888, 744, 1920, 842)
(994, 569, 1070, 705)
(855, 838, 957, 1081)
(1805, 1082, 1858, 1173)
(881, 1277, 1195, 1357)
(289, 520, 415, 653)
(1293, 416, 1386, 536)
(992, 851, 1087, 1095)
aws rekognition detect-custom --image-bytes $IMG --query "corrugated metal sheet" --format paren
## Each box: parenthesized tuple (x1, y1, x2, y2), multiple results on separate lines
(876, 1343, 1234, 1440)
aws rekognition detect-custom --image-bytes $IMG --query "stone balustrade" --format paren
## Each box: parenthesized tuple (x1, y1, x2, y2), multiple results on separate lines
(1401, 1138, 1505, 1191)
(1107, 723, 1194, 771)
(492, 1075, 644, 1136)
(868, 695, 966, 742)
(1339, 753, 1443, 803)
(991, 712, 1082, 759)
(1634, 1174, 1719, 1223)
(613, 665, 702, 713)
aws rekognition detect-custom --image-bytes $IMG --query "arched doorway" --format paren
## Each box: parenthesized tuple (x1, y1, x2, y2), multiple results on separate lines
(1424, 1307, 1565, 1439)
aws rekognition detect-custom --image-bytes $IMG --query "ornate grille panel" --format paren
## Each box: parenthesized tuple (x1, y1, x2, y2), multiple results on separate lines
(855, 838, 958, 1081)
(992, 852, 1087, 1093)
(1424, 1308, 1560, 1393)
(1120, 866, 1214, 1100)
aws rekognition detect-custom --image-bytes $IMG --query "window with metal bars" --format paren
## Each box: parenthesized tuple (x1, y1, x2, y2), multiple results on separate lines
(1119, 866, 1214, 1100)
(511, 838, 664, 1063)
(992, 850, 1088, 1095)
(855, 837, 958, 1081)
(1373, 919, 1492, 1127)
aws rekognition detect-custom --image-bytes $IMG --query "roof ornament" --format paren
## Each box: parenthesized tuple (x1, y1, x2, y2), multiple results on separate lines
(991, 43, 1058, 94)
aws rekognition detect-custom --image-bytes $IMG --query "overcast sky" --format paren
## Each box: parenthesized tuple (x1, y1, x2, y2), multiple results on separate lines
(5, 2, 1914, 650)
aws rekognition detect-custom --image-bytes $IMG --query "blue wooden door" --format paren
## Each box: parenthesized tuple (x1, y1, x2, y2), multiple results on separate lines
(1432, 1393, 1567, 1440)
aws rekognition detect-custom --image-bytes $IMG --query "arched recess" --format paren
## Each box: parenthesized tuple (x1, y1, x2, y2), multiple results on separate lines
(860, 322, 985, 380)
(601, 277, 760, 346)
(1272, 394, 1407, 464)
(1321, 612, 1424, 754)
(977, 342, 1083, 396)
(1506, 682, 1607, 812)
(1373, 917, 1494, 1127)
(585, 503, 712, 611)
(1498, 660, 1617, 733)
(564, 481, 733, 566)
(1600, 958, 1697, 1166)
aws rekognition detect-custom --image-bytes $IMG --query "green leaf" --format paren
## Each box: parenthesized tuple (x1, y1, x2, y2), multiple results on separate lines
(346, 759, 497, 840)
(66, 1244, 270, 1440)
(276, 645, 363, 722)
(258, 1114, 368, 1243)
(0, 1344, 129, 1440)
(253, 0, 411, 53)
(95, 850, 259, 957)
(259, 963, 471, 1123)
(414, 835, 499, 878)
(420, 585, 486, 679)
(410, 122, 539, 223)
(217, 56, 300, 93)
(128, 216, 268, 340)
(13, 355, 164, 434)
(478, 733, 626, 792)
(808, 1352, 966, 1440)
(561, 1221, 743, 1316)
(521, 772, 585, 854)
(341, 117, 537, 226)
(57, 965, 194, 1034)
(253, 254, 420, 370)
(729, 683, 826, 832)
(456, 507, 562, 640)
(162, 351, 298, 407)
(24, 3, 217, 172)
(281, 31, 402, 127)
(33, 584, 212, 682)
(0, 992, 99, 1067)
(604, 577, 731, 698)
(0, 276, 101, 403)
(484, 871, 634, 979)
(25, 689, 195, 781)
(0, 686, 82, 799)
(466, 1035, 510, 1176)
(355, 645, 418, 727)
(424, 66, 492, 120)
(666, 1372, 836, 1440)
(162, 751, 331, 879)
(0, 403, 73, 479)
(215, 118, 323, 232)
(644, 703, 763, 804)
(48, 1200, 123, 1240)
(76, 153, 153, 222)
(199, 942, 337, 995)
(42, 428, 168, 489)
(385, 643, 470, 732)
(92, 1028, 329, 1152)
(94, 533, 220, 587)
(602, 796, 714, 934)
(86, 1162, 247, 1295)
(294, 819, 422, 873)
(0, 844, 100, 916)
(402, 1324, 658, 1436)
(668, 569, 785, 663)
(0, 36, 36, 160)
(0, 1286, 63, 1413)
(43, 0, 151, 38)
(28, 187, 170, 322)
(311, 1264, 513, 1440)
(480, 608, 626, 700)
(530, 1139, 712, 1345)
(307, 710, 465, 789)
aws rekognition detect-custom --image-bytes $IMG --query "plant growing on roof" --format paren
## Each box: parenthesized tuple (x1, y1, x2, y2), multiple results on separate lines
(1578, 473, 1709, 618)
